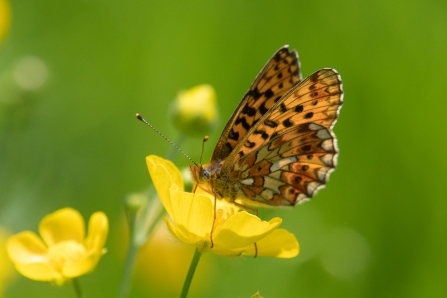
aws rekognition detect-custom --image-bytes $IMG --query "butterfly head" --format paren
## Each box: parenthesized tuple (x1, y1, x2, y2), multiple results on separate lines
(190, 164, 211, 184)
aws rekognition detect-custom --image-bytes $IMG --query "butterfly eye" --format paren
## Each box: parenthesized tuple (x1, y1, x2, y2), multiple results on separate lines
(201, 169, 211, 181)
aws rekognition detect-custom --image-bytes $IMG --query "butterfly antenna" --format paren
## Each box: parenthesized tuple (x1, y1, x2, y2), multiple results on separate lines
(136, 113, 198, 166)
(200, 136, 208, 167)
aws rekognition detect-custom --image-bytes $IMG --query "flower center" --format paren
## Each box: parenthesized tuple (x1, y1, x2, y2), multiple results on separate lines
(47, 241, 86, 272)
(213, 205, 237, 234)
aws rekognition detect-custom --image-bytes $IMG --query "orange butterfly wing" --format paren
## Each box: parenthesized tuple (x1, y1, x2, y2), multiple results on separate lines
(211, 46, 301, 162)
(224, 68, 343, 206)
(190, 47, 342, 208)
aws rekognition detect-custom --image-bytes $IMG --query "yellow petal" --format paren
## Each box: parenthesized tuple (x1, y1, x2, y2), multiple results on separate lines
(164, 218, 201, 245)
(62, 212, 108, 278)
(14, 262, 62, 282)
(168, 188, 213, 239)
(84, 212, 108, 254)
(241, 229, 299, 258)
(39, 208, 85, 247)
(0, 227, 15, 286)
(61, 250, 103, 278)
(6, 232, 62, 281)
(214, 213, 282, 250)
(6, 231, 48, 264)
(146, 155, 184, 218)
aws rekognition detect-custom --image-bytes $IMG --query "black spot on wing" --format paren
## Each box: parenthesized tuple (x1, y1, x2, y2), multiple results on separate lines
(228, 129, 239, 141)
(242, 105, 256, 116)
(264, 119, 278, 128)
(274, 48, 287, 62)
(282, 118, 293, 128)
(304, 112, 314, 119)
(301, 144, 311, 152)
(279, 103, 288, 113)
(294, 105, 303, 113)
(254, 129, 269, 140)
(235, 117, 251, 130)
(264, 89, 274, 99)
(244, 140, 256, 148)
(259, 101, 269, 114)
(247, 87, 262, 101)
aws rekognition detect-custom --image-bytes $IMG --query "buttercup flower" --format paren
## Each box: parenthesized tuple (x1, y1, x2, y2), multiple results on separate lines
(170, 84, 218, 137)
(146, 155, 299, 258)
(0, 0, 11, 45)
(0, 227, 15, 296)
(6, 208, 108, 285)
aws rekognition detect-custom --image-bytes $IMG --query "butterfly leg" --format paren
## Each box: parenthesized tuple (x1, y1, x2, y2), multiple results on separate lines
(209, 191, 218, 248)
(232, 201, 258, 216)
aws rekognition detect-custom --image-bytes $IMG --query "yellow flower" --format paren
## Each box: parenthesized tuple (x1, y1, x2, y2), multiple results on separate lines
(146, 155, 299, 258)
(0, 0, 11, 45)
(6, 208, 108, 285)
(170, 84, 218, 137)
(0, 227, 16, 296)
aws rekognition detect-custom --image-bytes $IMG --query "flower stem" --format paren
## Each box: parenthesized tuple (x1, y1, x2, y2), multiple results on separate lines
(180, 248, 202, 298)
(119, 133, 185, 297)
(72, 278, 83, 298)
(119, 201, 139, 298)
(119, 240, 139, 298)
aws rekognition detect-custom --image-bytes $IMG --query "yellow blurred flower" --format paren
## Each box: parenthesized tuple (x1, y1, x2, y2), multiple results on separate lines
(0, 227, 16, 297)
(6, 208, 108, 285)
(135, 221, 196, 296)
(170, 84, 218, 137)
(146, 155, 299, 258)
(0, 0, 11, 44)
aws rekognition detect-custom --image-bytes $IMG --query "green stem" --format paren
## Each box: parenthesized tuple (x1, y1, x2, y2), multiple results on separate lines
(118, 241, 139, 298)
(180, 248, 202, 298)
(118, 132, 186, 298)
(119, 204, 139, 298)
(72, 278, 83, 298)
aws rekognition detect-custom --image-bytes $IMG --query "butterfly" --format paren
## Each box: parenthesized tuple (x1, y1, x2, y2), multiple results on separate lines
(190, 45, 343, 208)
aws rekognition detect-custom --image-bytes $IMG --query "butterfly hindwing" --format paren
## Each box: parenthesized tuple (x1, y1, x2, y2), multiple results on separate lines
(232, 124, 338, 205)
(212, 46, 301, 162)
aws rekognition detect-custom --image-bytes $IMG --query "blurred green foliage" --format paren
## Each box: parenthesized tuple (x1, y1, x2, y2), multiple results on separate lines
(1, 0, 446, 297)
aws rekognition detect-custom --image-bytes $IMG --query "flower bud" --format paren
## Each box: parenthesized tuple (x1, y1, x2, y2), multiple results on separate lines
(170, 84, 218, 137)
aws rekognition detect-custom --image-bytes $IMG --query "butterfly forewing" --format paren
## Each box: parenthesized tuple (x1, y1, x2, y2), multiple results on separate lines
(212, 46, 301, 161)
(227, 68, 342, 163)
(225, 68, 343, 206)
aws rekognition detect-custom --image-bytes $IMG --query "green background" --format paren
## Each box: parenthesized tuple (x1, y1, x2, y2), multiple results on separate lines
(1, 0, 446, 297)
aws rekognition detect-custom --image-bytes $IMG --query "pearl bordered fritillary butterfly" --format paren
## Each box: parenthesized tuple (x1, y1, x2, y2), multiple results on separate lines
(190, 45, 343, 207)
